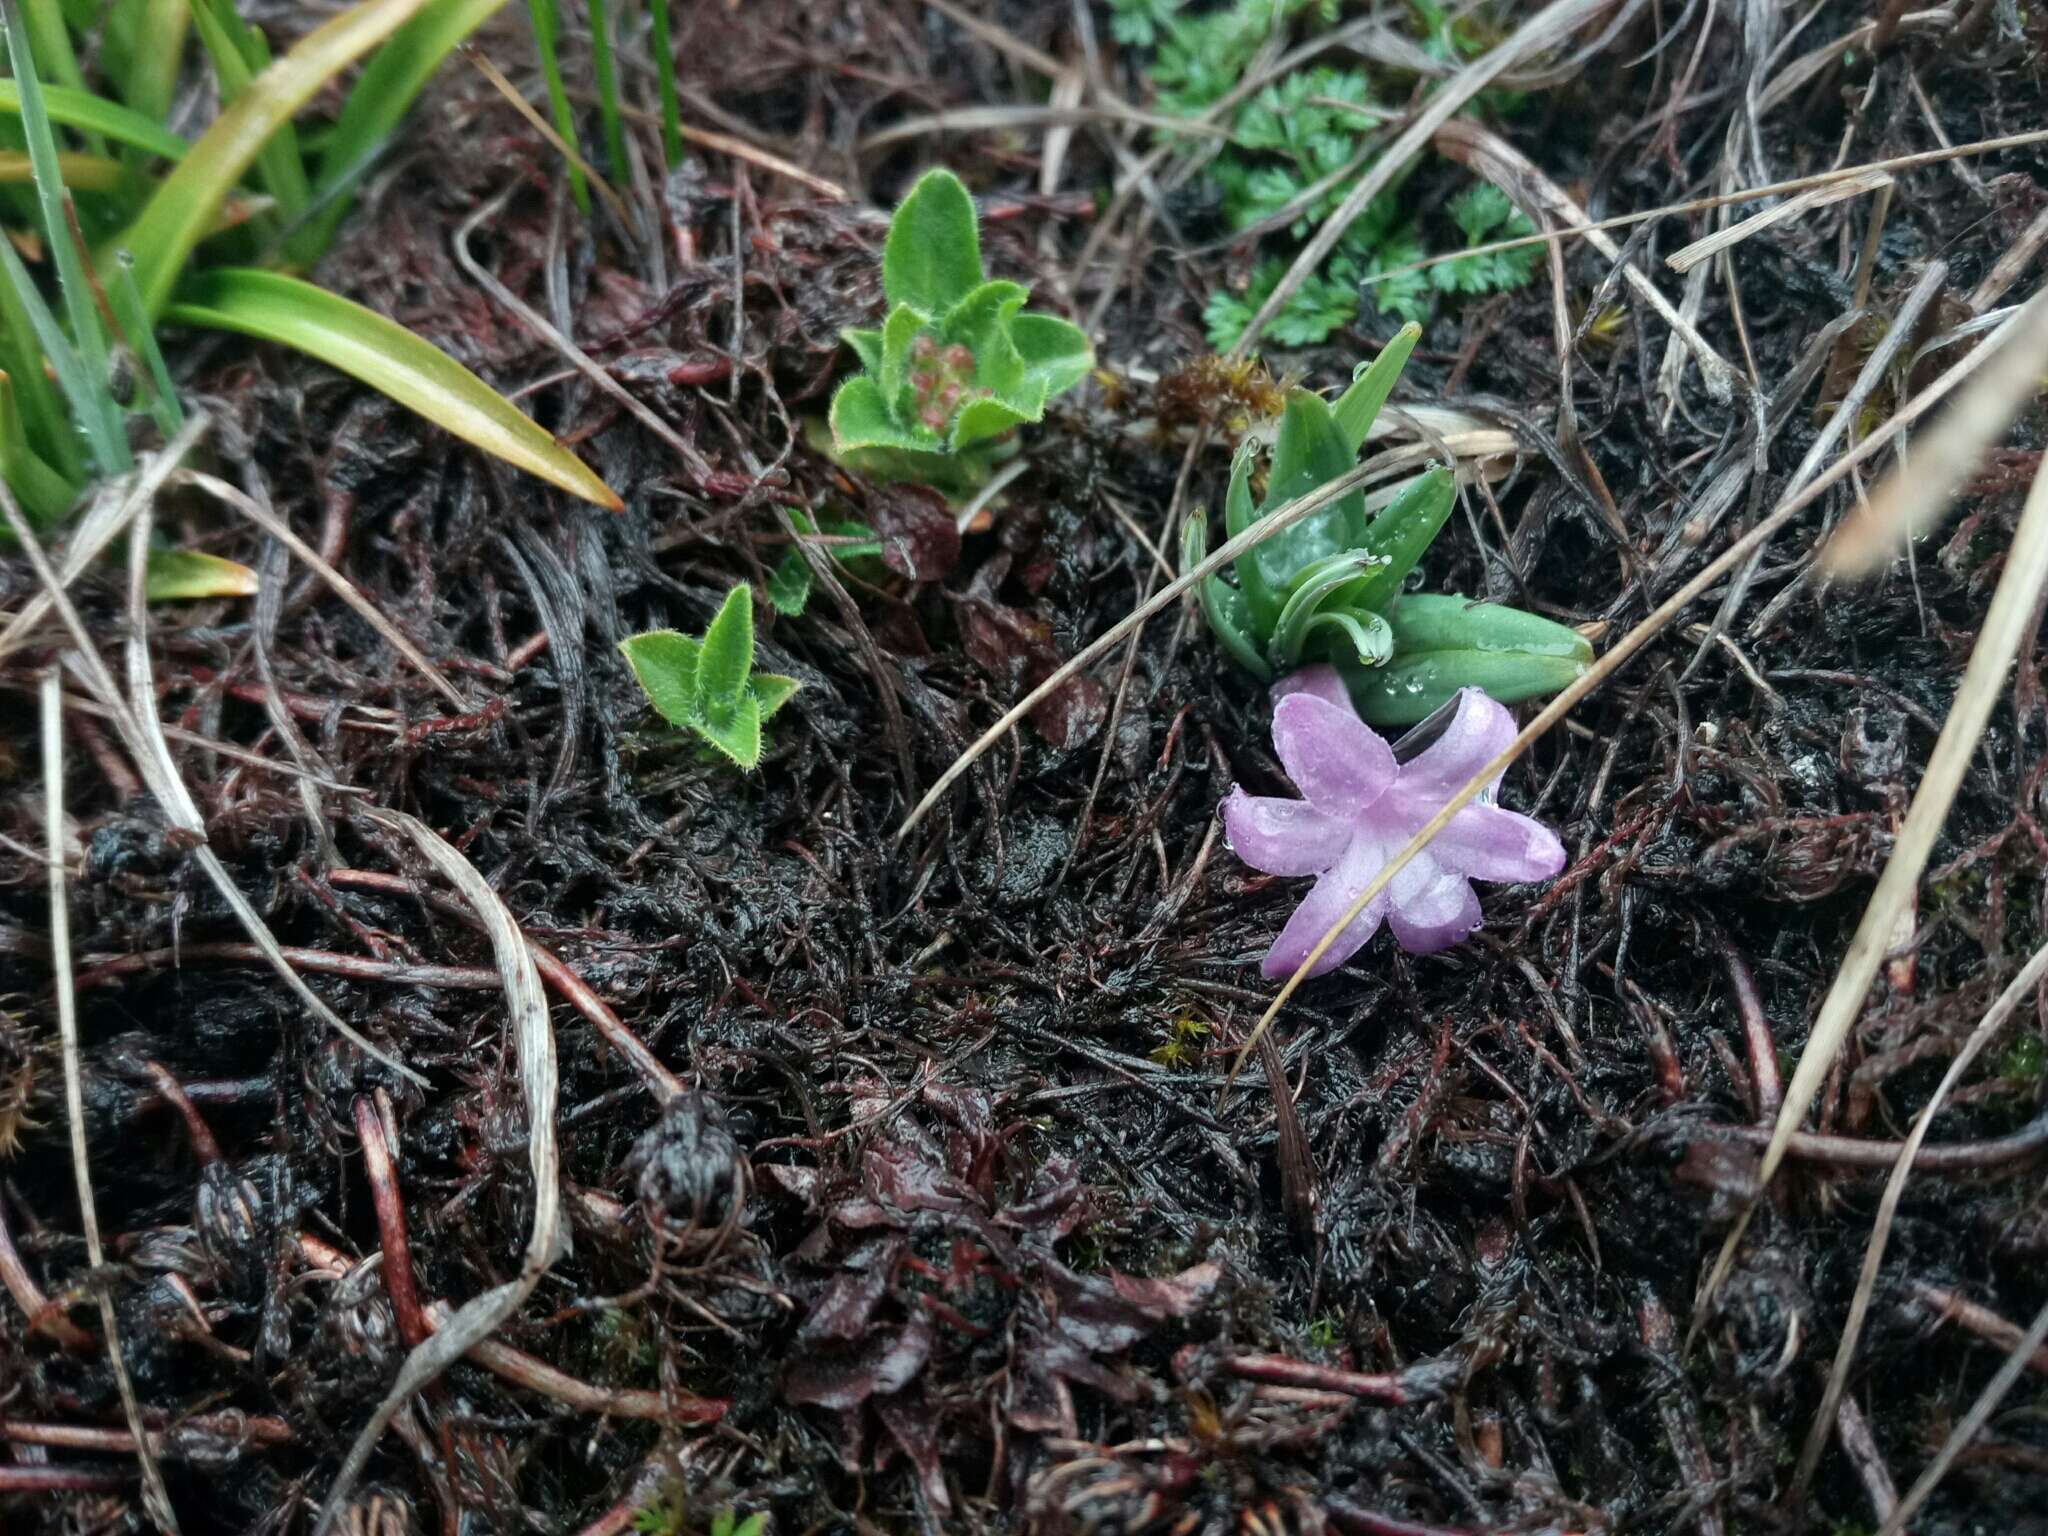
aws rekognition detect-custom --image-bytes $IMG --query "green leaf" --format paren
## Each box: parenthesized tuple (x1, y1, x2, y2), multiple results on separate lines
(1350, 465, 1455, 613)
(617, 629, 702, 727)
(0, 368, 76, 525)
(100, 0, 189, 123)
(0, 234, 85, 481)
(878, 302, 926, 416)
(168, 267, 623, 509)
(647, 0, 683, 168)
(767, 546, 812, 616)
(842, 326, 884, 375)
(110, 249, 183, 436)
(694, 690, 762, 769)
(298, 0, 510, 262)
(941, 279, 1027, 397)
(1269, 551, 1380, 668)
(1183, 513, 1270, 680)
(524, 0, 587, 215)
(829, 374, 926, 453)
(1331, 322, 1420, 452)
(1237, 389, 1364, 627)
(0, 79, 188, 160)
(750, 672, 800, 720)
(117, 0, 436, 317)
(949, 389, 1037, 453)
(1009, 312, 1093, 401)
(144, 547, 260, 601)
(695, 584, 755, 713)
(1341, 592, 1595, 725)
(882, 168, 982, 315)
(1303, 605, 1392, 668)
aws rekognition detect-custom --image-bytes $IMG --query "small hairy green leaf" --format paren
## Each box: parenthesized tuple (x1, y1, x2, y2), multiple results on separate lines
(1010, 313, 1093, 399)
(696, 584, 756, 712)
(829, 374, 928, 453)
(766, 549, 812, 617)
(750, 672, 800, 721)
(883, 168, 982, 315)
(842, 326, 884, 375)
(616, 630, 701, 726)
(694, 691, 762, 770)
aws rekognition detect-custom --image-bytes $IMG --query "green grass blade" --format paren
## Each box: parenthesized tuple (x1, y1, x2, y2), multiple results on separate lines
(102, 0, 189, 122)
(16, 0, 86, 94)
(0, 268, 79, 477)
(185, 0, 311, 222)
(295, 0, 510, 262)
(109, 250, 181, 434)
(167, 267, 622, 509)
(525, 0, 587, 214)
(586, 0, 625, 175)
(116, 0, 435, 316)
(0, 148, 141, 194)
(0, 232, 111, 471)
(0, 79, 189, 160)
(647, 0, 681, 168)
(0, 3, 127, 472)
(0, 367, 78, 524)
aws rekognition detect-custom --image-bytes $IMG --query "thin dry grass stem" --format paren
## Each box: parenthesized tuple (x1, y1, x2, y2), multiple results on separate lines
(893, 453, 1403, 844)
(1433, 119, 1738, 403)
(1698, 445, 2048, 1339)
(859, 103, 1226, 152)
(465, 44, 630, 224)
(1664, 169, 1893, 274)
(0, 413, 209, 663)
(177, 469, 466, 709)
(41, 671, 180, 1531)
(1969, 204, 2048, 312)
(1880, 1292, 2048, 1536)
(317, 808, 561, 1533)
(456, 185, 718, 485)
(1376, 126, 2048, 291)
(1228, 0, 1619, 358)
(1822, 285, 2048, 577)
(1684, 260, 1948, 678)
(1223, 291, 2033, 1101)
(0, 483, 425, 1085)
(1794, 935, 2048, 1499)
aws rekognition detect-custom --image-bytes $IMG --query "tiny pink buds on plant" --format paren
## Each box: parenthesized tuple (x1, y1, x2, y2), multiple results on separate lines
(1221, 667, 1565, 979)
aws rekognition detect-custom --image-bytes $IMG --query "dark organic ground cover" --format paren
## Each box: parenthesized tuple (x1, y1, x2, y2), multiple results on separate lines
(2, 4, 2047, 1534)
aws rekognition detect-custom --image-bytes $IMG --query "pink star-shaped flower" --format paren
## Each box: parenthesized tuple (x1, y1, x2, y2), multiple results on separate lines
(1222, 666, 1566, 978)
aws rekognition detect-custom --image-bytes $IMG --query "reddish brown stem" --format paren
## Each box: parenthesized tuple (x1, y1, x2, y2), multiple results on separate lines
(1719, 943, 1782, 1122)
(354, 1094, 430, 1349)
(0, 1413, 293, 1453)
(1708, 1113, 2048, 1172)
(1224, 1353, 1456, 1406)
(139, 1060, 223, 1164)
(1909, 1280, 2048, 1378)
(1326, 1500, 1483, 1536)
(75, 942, 499, 993)
(425, 1304, 726, 1422)
(0, 1466, 132, 1492)
(0, 1198, 93, 1351)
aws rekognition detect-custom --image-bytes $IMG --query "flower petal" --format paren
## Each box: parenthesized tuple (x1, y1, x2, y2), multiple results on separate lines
(1262, 833, 1388, 979)
(1222, 790, 1347, 876)
(1272, 693, 1395, 817)
(1425, 804, 1566, 884)
(1395, 686, 1516, 797)
(1270, 663, 1352, 712)
(1387, 865, 1483, 954)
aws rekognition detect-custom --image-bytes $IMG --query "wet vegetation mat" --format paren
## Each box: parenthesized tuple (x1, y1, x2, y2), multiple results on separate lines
(3, 2, 2048, 1533)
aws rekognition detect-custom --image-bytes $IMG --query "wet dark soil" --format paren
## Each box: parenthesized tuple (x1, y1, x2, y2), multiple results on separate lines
(4, 4, 2048, 1534)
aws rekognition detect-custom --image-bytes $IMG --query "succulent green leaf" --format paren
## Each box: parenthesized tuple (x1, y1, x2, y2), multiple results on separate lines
(829, 375, 928, 454)
(696, 584, 756, 713)
(1182, 513, 1271, 681)
(1304, 606, 1393, 668)
(1269, 552, 1381, 668)
(1350, 465, 1456, 614)
(1331, 322, 1420, 452)
(1222, 439, 1258, 539)
(1009, 312, 1094, 400)
(750, 672, 800, 721)
(842, 326, 884, 375)
(694, 690, 763, 769)
(882, 168, 982, 315)
(1237, 390, 1364, 629)
(617, 629, 701, 727)
(1341, 592, 1595, 724)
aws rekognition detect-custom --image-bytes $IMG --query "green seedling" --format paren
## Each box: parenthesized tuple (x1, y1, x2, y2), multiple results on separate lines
(618, 585, 800, 771)
(1182, 324, 1593, 724)
(829, 168, 1093, 495)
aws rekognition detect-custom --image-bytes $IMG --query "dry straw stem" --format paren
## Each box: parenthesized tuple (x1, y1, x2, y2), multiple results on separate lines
(1794, 934, 2048, 1500)
(0, 481, 425, 1086)
(1224, 285, 2039, 1099)
(176, 468, 467, 708)
(41, 672, 180, 1531)
(464, 43, 629, 223)
(1697, 431, 2048, 1335)
(893, 453, 1406, 844)
(1227, 0, 1625, 359)
(316, 807, 561, 1534)
(1822, 285, 2048, 578)
(1663, 168, 1893, 275)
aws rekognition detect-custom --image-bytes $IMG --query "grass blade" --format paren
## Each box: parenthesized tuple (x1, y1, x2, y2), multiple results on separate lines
(184, 0, 311, 222)
(16, 0, 86, 94)
(647, 0, 681, 168)
(0, 78, 189, 160)
(109, 249, 181, 434)
(295, 0, 510, 262)
(0, 367, 77, 523)
(116, 0, 435, 317)
(0, 0, 127, 472)
(0, 148, 140, 193)
(101, 0, 190, 123)
(524, 0, 588, 214)
(166, 266, 621, 509)
(586, 0, 626, 175)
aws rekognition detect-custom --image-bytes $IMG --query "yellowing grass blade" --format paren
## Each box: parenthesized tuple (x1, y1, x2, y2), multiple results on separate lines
(0, 149, 135, 193)
(116, 0, 435, 315)
(167, 267, 622, 510)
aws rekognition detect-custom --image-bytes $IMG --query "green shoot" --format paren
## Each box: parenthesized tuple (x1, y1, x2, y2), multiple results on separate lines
(587, 0, 627, 175)
(647, 0, 683, 169)
(619, 585, 801, 770)
(525, 0, 589, 215)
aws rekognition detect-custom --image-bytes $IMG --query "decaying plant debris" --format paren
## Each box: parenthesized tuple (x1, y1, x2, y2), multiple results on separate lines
(3, 2, 2048, 1533)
